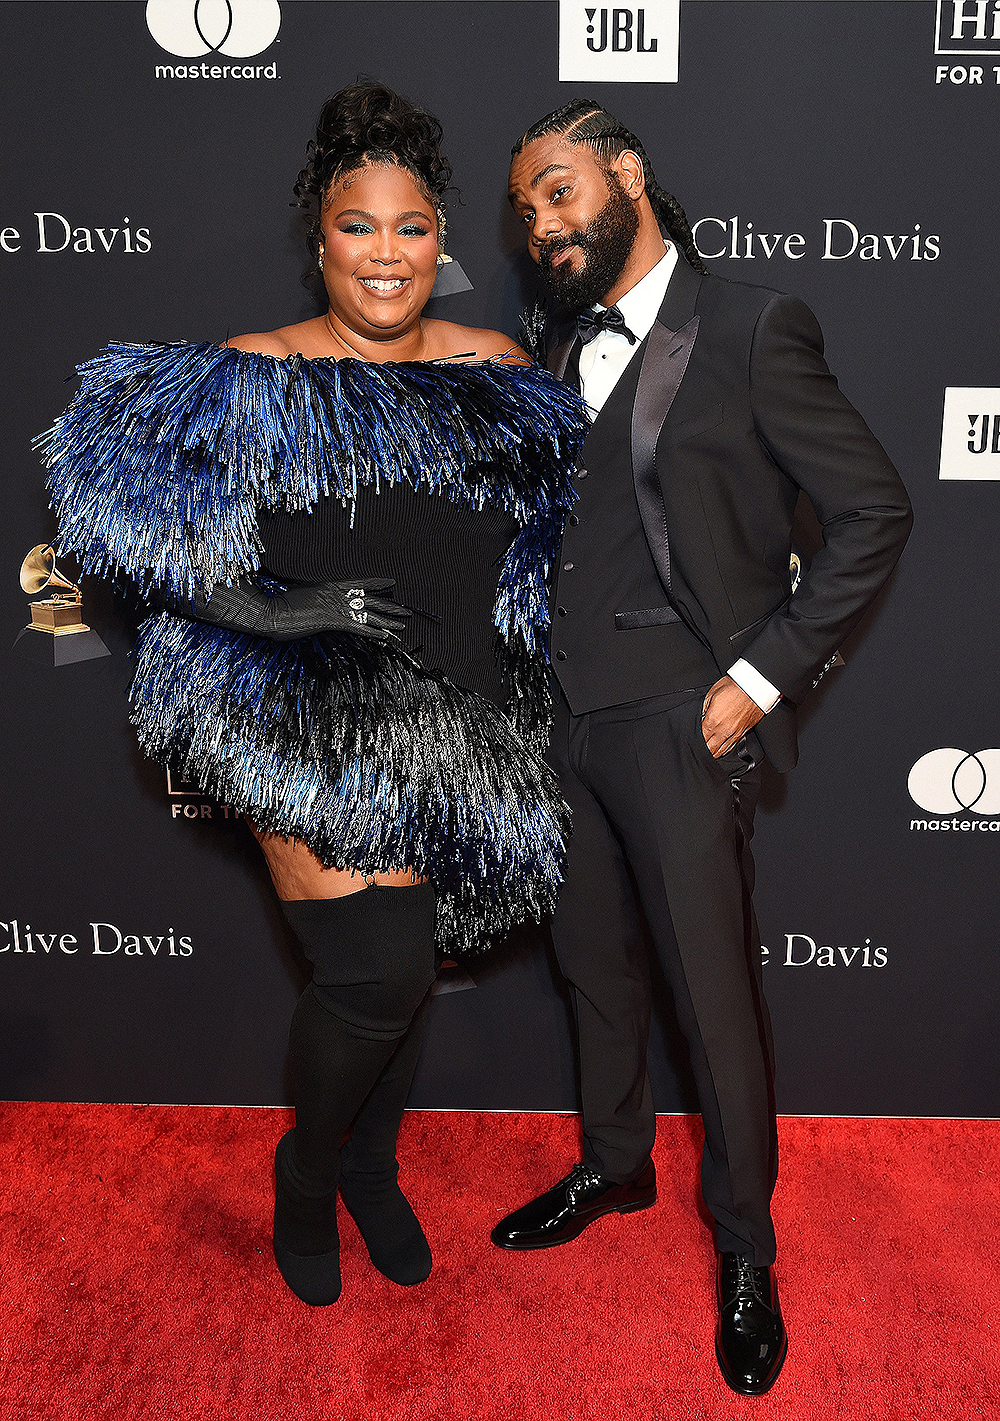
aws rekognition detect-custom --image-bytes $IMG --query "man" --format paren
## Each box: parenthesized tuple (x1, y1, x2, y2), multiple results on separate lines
(498, 100, 912, 1396)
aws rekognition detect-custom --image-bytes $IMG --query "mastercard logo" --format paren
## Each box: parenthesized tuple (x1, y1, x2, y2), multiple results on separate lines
(907, 748, 1000, 816)
(146, 0, 280, 58)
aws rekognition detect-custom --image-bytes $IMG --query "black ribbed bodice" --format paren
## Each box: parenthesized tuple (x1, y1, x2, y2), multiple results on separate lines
(258, 484, 517, 706)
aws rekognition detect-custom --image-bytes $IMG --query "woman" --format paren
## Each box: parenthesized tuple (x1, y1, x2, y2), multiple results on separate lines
(39, 82, 587, 1307)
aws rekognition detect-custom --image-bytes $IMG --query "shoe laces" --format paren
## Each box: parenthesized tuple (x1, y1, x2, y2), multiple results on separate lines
(731, 1256, 767, 1304)
(563, 1162, 604, 1204)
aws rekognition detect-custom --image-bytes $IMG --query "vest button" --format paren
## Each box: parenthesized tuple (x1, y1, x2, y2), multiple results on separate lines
(563, 561, 574, 571)
(556, 606, 568, 617)
(577, 469, 588, 479)
(568, 515, 580, 527)
(555, 650, 568, 661)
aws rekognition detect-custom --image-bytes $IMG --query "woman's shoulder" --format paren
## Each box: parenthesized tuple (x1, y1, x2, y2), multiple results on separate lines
(224, 332, 292, 358)
(423, 319, 530, 365)
(224, 318, 326, 358)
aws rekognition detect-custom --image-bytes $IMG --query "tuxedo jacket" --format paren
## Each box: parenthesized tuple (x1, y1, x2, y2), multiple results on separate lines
(547, 256, 913, 772)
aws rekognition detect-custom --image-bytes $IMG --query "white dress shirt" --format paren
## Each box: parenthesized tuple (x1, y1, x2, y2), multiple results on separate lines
(576, 242, 781, 714)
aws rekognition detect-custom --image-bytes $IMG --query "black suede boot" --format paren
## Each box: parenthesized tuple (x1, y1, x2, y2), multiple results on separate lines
(339, 994, 434, 1285)
(274, 884, 437, 1305)
(273, 1128, 343, 1307)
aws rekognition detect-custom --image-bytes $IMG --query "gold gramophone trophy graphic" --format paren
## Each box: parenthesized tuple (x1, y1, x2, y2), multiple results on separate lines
(13, 543, 110, 665)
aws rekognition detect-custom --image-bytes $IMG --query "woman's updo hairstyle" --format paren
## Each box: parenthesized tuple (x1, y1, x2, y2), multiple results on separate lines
(293, 79, 453, 273)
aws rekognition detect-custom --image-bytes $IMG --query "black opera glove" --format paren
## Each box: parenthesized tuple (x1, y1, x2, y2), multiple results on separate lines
(165, 578, 411, 643)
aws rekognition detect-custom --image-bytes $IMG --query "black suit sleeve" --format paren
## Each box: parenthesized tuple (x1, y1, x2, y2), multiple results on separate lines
(741, 294, 913, 704)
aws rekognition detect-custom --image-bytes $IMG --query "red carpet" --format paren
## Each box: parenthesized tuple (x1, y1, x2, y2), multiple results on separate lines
(0, 1105, 995, 1420)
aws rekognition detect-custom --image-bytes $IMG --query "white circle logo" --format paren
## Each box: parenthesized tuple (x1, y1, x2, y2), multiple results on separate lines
(146, 0, 280, 58)
(907, 748, 1000, 815)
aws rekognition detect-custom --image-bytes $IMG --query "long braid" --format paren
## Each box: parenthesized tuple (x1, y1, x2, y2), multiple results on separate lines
(645, 182, 706, 275)
(511, 99, 707, 276)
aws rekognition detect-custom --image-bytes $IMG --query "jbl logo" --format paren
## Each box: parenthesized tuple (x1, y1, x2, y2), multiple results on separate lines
(967, 414, 1000, 453)
(559, 0, 678, 82)
(935, 0, 1000, 54)
(939, 389, 1000, 479)
(585, 7, 658, 53)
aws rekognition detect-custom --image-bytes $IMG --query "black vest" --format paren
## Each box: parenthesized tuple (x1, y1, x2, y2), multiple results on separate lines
(550, 339, 718, 713)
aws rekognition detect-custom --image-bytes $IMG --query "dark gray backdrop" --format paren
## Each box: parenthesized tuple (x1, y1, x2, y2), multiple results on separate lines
(2, 1, 997, 1115)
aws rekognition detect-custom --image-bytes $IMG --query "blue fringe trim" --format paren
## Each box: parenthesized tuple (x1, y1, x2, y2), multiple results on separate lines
(132, 612, 572, 958)
(38, 341, 589, 952)
(37, 341, 586, 653)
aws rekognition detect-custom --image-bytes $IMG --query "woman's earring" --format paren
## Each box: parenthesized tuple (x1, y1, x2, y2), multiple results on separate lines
(318, 249, 324, 272)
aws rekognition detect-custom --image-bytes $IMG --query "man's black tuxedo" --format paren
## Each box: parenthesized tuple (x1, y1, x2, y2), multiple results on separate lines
(542, 256, 911, 1265)
(547, 256, 912, 769)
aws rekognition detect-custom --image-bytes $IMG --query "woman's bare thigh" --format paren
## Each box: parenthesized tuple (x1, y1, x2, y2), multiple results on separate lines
(250, 825, 426, 901)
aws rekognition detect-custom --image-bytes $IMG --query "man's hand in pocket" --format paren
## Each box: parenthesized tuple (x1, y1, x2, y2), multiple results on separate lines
(701, 676, 765, 758)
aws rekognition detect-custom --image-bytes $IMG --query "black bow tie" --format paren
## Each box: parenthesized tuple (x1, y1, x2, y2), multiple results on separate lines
(576, 305, 637, 346)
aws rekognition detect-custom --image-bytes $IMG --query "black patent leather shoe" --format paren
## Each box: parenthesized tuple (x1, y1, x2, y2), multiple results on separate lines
(715, 1252, 788, 1396)
(490, 1160, 656, 1250)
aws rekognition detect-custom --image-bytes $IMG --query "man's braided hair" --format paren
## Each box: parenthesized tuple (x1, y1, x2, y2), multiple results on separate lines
(511, 99, 706, 275)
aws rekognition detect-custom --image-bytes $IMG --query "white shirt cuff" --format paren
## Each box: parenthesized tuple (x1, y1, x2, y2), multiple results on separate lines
(728, 659, 781, 713)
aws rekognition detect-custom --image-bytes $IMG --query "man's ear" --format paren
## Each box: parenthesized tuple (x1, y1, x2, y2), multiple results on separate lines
(614, 149, 646, 199)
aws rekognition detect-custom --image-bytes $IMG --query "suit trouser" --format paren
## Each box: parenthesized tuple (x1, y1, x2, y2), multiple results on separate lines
(549, 684, 778, 1265)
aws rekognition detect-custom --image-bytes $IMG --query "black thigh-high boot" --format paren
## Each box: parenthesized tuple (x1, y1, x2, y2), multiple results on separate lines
(340, 989, 434, 1285)
(276, 882, 437, 1306)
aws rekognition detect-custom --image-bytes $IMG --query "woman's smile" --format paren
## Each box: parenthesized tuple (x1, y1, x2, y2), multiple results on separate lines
(357, 274, 411, 297)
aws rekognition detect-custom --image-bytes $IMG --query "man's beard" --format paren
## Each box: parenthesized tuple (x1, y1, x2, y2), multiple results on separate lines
(537, 171, 640, 312)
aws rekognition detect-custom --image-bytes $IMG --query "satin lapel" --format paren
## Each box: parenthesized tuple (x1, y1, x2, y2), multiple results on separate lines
(631, 314, 700, 600)
(548, 334, 580, 383)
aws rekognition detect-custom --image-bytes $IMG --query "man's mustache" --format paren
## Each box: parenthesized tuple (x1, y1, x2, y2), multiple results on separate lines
(538, 231, 590, 270)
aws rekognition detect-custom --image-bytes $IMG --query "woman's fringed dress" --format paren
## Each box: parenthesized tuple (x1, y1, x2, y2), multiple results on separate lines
(39, 343, 589, 957)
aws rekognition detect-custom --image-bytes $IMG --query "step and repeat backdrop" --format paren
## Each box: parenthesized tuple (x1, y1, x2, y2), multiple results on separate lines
(2, 0, 997, 1115)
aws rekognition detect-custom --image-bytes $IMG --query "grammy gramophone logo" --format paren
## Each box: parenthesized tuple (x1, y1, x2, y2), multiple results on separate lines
(13, 544, 110, 665)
